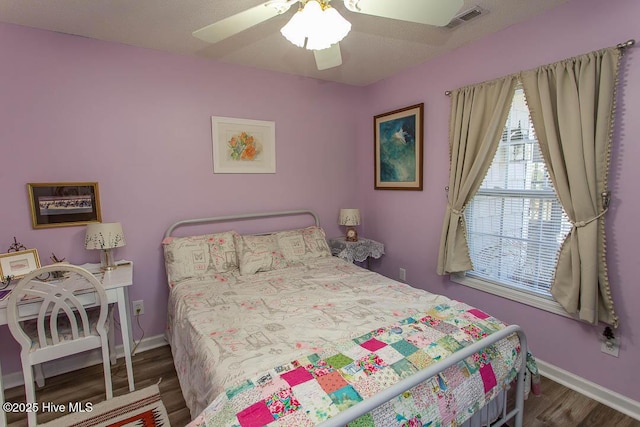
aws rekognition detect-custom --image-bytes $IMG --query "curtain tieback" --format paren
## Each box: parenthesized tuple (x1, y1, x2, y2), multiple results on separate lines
(570, 208, 609, 230)
(448, 204, 464, 216)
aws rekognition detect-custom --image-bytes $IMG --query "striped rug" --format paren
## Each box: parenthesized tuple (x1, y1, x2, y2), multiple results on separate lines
(40, 384, 170, 427)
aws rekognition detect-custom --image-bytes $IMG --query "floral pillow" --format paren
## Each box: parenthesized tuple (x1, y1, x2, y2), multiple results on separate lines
(234, 233, 288, 275)
(162, 231, 238, 284)
(275, 226, 331, 262)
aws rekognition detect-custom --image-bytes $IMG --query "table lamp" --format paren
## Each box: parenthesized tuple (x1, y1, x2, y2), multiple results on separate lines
(85, 222, 126, 271)
(339, 208, 360, 242)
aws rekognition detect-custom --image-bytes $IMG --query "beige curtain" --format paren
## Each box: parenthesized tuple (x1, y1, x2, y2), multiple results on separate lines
(521, 47, 620, 326)
(437, 75, 518, 275)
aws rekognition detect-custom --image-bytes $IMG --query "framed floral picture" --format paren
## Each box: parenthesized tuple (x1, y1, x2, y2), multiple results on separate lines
(211, 116, 276, 173)
(374, 103, 424, 190)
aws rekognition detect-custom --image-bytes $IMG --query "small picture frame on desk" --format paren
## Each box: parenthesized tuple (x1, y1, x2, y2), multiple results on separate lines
(0, 249, 41, 279)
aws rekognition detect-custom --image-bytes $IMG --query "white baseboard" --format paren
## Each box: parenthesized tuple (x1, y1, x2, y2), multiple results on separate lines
(2, 334, 168, 390)
(537, 358, 640, 421)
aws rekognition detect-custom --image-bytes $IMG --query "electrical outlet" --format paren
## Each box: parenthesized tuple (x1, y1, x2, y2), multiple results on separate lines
(133, 300, 144, 316)
(399, 268, 406, 282)
(601, 339, 619, 357)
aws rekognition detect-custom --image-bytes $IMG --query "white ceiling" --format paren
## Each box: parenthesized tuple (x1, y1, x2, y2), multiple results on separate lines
(0, 0, 569, 86)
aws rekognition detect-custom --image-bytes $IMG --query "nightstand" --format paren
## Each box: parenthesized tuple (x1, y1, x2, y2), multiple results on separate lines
(328, 237, 384, 269)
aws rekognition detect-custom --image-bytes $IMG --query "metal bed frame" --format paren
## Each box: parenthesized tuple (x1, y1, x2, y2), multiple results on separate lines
(164, 209, 527, 427)
(164, 209, 321, 239)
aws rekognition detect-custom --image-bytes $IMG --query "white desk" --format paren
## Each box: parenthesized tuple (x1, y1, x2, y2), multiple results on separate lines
(0, 262, 135, 427)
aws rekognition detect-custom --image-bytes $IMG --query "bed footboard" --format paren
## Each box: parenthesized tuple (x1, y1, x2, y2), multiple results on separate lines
(317, 325, 527, 427)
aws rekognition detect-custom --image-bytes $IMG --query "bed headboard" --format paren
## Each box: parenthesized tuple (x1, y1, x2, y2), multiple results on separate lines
(163, 209, 321, 239)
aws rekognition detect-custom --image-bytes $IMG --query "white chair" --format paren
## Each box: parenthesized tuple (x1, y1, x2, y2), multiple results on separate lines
(6, 264, 113, 426)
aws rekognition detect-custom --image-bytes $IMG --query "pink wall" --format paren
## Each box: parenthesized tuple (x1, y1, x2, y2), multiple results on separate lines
(0, 23, 364, 375)
(360, 0, 640, 401)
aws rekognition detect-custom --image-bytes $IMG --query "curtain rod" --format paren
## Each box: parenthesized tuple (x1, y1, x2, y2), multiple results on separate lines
(444, 38, 636, 96)
(617, 39, 635, 49)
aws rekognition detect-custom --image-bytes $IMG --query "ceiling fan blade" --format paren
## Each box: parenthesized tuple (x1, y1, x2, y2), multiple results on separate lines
(314, 44, 342, 70)
(193, 1, 296, 44)
(344, 0, 463, 26)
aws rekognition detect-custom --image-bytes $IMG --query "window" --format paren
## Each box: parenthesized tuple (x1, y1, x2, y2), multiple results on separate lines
(457, 86, 572, 311)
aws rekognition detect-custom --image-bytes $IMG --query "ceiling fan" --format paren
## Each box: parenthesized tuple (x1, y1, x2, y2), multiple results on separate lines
(193, 0, 463, 71)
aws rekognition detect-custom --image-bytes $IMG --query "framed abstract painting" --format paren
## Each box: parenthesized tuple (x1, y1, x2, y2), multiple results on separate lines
(211, 116, 276, 174)
(374, 103, 424, 190)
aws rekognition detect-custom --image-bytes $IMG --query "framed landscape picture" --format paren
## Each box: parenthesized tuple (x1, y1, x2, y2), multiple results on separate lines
(374, 103, 424, 190)
(211, 116, 276, 174)
(27, 182, 102, 229)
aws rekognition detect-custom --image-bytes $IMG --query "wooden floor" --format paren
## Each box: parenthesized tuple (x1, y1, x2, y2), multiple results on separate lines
(509, 376, 640, 427)
(4, 345, 191, 427)
(4, 345, 639, 426)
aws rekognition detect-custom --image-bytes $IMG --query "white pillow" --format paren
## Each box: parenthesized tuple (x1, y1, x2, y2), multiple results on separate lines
(234, 234, 288, 275)
(275, 226, 331, 262)
(162, 231, 238, 283)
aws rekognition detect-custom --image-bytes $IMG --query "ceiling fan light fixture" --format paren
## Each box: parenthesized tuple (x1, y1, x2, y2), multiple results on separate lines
(280, 7, 307, 47)
(280, 0, 351, 51)
(308, 6, 351, 50)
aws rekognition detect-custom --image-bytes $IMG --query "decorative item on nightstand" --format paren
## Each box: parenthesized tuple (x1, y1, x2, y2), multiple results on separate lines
(339, 208, 360, 242)
(85, 222, 126, 271)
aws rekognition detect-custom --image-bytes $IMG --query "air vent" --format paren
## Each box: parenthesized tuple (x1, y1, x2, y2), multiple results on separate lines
(445, 6, 487, 29)
(459, 7, 483, 21)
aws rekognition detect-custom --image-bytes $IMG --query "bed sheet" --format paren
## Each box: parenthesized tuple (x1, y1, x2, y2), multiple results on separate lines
(167, 257, 521, 425)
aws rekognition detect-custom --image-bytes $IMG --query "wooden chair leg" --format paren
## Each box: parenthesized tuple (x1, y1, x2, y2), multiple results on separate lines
(34, 363, 45, 388)
(23, 364, 37, 427)
(101, 336, 114, 399)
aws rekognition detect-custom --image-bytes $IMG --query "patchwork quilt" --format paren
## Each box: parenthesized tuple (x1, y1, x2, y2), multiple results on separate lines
(167, 257, 523, 427)
(188, 304, 521, 426)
